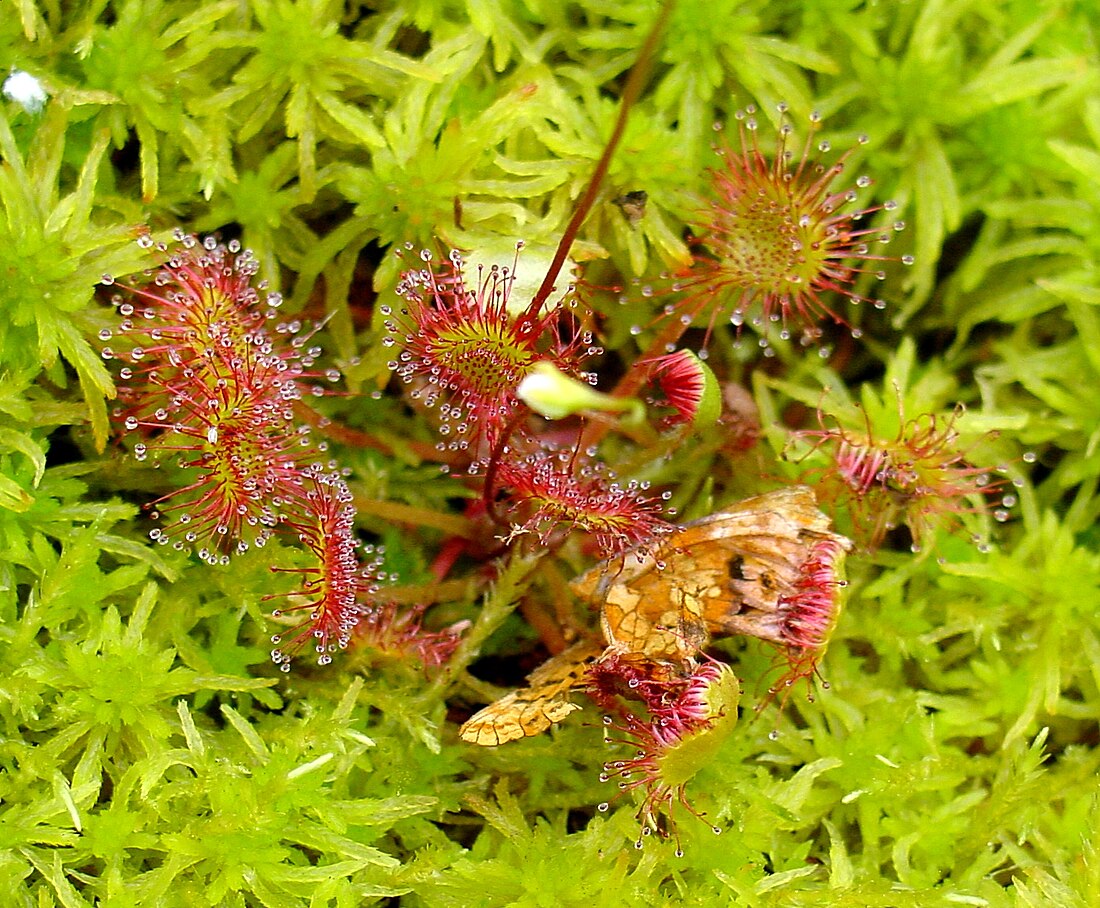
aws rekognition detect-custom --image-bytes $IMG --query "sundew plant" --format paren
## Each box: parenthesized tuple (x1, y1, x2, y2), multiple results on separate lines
(2, 0, 1099, 905)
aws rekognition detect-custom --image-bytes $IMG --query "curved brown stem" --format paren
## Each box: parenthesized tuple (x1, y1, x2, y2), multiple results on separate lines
(528, 0, 676, 317)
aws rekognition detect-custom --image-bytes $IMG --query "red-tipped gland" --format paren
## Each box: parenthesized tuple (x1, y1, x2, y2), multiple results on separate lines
(144, 419, 308, 561)
(772, 536, 850, 690)
(586, 648, 683, 717)
(643, 350, 721, 431)
(102, 231, 276, 366)
(101, 231, 337, 555)
(493, 445, 673, 557)
(358, 601, 468, 671)
(266, 470, 381, 671)
(664, 104, 911, 345)
(384, 247, 592, 454)
(595, 660, 739, 849)
(794, 403, 1013, 552)
(698, 520, 851, 699)
(102, 231, 334, 404)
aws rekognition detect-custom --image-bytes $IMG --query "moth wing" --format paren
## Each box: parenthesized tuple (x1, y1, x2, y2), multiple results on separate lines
(459, 696, 581, 746)
(459, 639, 602, 746)
(684, 487, 852, 636)
(571, 486, 828, 600)
(571, 486, 847, 660)
(685, 486, 833, 544)
(597, 575, 709, 663)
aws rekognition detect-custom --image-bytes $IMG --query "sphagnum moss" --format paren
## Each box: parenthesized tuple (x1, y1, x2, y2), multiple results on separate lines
(1, 1, 1097, 905)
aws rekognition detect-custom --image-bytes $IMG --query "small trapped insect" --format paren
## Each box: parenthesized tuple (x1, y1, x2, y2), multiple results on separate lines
(461, 489, 852, 739)
(612, 190, 649, 227)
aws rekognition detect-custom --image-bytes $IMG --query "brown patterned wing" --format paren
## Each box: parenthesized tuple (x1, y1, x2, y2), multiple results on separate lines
(459, 639, 603, 746)
(687, 487, 850, 640)
(571, 486, 848, 651)
(571, 538, 709, 664)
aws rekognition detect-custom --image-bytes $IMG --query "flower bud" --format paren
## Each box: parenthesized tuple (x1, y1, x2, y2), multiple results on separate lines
(518, 362, 643, 422)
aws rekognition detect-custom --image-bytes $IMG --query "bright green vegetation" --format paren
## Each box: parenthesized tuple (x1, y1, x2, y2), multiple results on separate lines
(1, 1, 1098, 905)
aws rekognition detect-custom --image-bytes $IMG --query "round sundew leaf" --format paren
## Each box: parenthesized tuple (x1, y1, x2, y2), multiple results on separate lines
(655, 664, 740, 790)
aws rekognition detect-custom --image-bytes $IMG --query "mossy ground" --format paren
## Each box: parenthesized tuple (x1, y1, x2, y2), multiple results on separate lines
(2, 1, 1099, 905)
